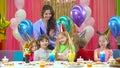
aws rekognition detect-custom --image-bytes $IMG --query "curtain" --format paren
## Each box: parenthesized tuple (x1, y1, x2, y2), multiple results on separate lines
(5, 0, 117, 50)
(43, 0, 77, 37)
(6, 0, 42, 50)
(85, 0, 117, 50)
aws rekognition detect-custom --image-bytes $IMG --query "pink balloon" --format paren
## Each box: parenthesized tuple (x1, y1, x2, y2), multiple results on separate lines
(80, 0, 90, 6)
(10, 18, 19, 30)
(85, 17, 95, 26)
(14, 0, 24, 9)
(76, 17, 95, 34)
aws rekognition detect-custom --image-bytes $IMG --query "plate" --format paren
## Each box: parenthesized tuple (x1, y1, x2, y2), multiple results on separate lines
(93, 62, 107, 67)
(109, 64, 120, 67)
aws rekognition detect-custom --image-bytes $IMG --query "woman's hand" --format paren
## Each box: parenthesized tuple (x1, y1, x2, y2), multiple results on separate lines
(49, 29, 54, 37)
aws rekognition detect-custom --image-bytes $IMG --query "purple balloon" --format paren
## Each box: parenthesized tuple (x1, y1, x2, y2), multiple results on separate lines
(71, 5, 86, 27)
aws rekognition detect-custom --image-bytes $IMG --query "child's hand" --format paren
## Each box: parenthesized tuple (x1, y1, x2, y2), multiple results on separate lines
(57, 53, 67, 60)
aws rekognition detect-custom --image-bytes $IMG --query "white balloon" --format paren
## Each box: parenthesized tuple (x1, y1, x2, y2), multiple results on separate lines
(15, 9, 26, 22)
(84, 6, 91, 21)
(83, 26, 94, 42)
(13, 28, 23, 42)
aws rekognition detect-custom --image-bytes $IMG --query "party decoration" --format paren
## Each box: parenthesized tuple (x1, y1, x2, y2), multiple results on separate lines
(108, 16, 120, 38)
(103, 28, 110, 36)
(59, 24, 66, 32)
(18, 20, 33, 41)
(13, 28, 23, 42)
(0, 14, 10, 30)
(15, 9, 26, 22)
(71, 5, 86, 27)
(14, 0, 24, 9)
(79, 30, 86, 38)
(80, 0, 90, 6)
(57, 16, 72, 32)
(0, 14, 10, 40)
(84, 6, 91, 21)
(83, 26, 94, 42)
(76, 17, 95, 34)
(10, 18, 19, 30)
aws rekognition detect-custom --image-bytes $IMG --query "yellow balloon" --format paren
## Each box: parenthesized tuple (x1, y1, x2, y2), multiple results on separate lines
(0, 14, 10, 41)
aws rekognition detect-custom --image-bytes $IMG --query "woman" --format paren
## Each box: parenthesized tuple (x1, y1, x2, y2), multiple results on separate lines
(33, 5, 58, 50)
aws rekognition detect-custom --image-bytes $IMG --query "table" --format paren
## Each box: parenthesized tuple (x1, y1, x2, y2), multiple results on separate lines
(0, 61, 118, 68)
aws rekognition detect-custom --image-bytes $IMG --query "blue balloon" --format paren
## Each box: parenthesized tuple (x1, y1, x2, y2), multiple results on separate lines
(18, 20, 33, 41)
(108, 16, 120, 38)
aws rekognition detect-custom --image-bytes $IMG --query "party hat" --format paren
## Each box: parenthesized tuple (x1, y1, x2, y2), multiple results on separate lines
(103, 28, 110, 36)
(59, 24, 66, 32)
(79, 30, 86, 39)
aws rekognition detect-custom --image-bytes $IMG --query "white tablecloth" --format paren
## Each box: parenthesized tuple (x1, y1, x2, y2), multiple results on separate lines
(0, 61, 114, 68)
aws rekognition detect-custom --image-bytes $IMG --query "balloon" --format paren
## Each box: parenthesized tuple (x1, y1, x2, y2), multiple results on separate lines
(76, 17, 95, 34)
(0, 14, 10, 41)
(83, 26, 94, 42)
(108, 16, 120, 38)
(80, 0, 90, 6)
(57, 16, 72, 32)
(84, 6, 91, 21)
(0, 14, 10, 30)
(18, 20, 33, 41)
(10, 18, 19, 30)
(13, 28, 23, 42)
(15, 9, 26, 22)
(14, 0, 24, 9)
(85, 17, 95, 26)
(71, 5, 86, 27)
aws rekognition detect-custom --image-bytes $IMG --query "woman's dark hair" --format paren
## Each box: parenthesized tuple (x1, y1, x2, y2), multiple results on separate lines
(37, 34, 49, 47)
(97, 31, 111, 49)
(41, 5, 56, 36)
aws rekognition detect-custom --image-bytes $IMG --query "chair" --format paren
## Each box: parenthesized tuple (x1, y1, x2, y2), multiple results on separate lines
(13, 51, 24, 61)
(113, 49, 120, 59)
(0, 50, 14, 61)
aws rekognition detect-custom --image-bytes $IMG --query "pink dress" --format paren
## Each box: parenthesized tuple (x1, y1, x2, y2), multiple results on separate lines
(95, 48, 112, 62)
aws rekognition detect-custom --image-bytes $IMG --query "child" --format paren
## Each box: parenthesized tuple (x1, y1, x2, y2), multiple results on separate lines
(34, 34, 51, 61)
(94, 33, 113, 62)
(72, 33, 91, 61)
(54, 31, 75, 61)
(29, 40, 38, 61)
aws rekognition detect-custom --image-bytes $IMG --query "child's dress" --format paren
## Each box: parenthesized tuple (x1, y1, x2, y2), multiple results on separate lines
(75, 48, 90, 61)
(55, 44, 75, 60)
(94, 48, 113, 62)
(34, 48, 51, 61)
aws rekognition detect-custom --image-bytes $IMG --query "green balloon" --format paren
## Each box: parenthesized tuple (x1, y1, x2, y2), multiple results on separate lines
(57, 16, 72, 32)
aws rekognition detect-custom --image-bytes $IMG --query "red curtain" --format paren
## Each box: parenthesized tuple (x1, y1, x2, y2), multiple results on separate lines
(6, 0, 42, 50)
(85, 0, 117, 50)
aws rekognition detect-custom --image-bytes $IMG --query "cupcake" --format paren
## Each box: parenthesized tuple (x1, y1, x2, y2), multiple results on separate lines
(2, 56, 9, 63)
(77, 56, 83, 63)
